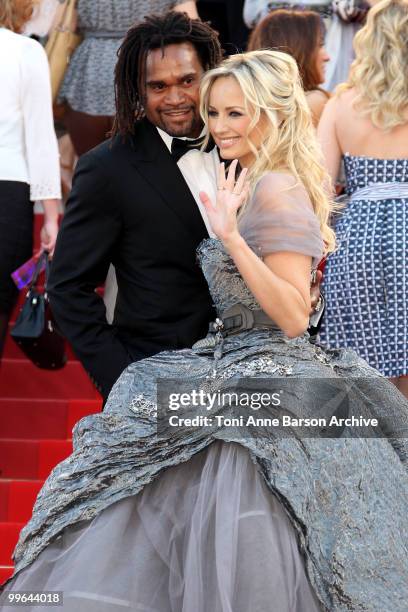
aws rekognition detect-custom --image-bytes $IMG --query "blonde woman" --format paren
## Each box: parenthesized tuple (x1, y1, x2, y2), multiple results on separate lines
(318, 0, 408, 398)
(3, 50, 408, 611)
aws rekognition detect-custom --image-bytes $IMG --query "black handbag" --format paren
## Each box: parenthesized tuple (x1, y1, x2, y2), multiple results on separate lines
(308, 293, 325, 340)
(11, 251, 67, 369)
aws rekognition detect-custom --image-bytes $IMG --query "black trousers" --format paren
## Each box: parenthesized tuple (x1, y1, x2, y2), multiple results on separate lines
(0, 181, 33, 355)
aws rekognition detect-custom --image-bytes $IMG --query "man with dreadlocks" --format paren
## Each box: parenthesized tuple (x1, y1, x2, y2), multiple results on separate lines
(47, 9, 322, 400)
(47, 11, 223, 399)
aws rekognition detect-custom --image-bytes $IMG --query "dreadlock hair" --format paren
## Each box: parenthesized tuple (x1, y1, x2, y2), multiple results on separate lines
(112, 11, 222, 138)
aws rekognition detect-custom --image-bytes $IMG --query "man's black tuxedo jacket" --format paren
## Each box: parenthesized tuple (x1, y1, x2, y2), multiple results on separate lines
(48, 119, 215, 398)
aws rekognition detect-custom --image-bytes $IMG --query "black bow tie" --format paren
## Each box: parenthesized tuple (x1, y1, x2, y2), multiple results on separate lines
(171, 136, 214, 162)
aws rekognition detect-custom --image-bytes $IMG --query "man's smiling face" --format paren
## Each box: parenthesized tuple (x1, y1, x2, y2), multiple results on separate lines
(143, 42, 204, 138)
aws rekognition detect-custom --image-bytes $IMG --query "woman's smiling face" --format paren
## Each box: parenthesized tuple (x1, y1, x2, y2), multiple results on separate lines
(207, 76, 268, 168)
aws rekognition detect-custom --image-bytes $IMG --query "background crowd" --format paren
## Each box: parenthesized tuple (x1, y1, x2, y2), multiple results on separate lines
(0, 0, 407, 397)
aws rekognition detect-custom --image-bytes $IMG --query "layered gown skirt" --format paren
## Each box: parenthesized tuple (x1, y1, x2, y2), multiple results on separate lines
(2, 327, 408, 612)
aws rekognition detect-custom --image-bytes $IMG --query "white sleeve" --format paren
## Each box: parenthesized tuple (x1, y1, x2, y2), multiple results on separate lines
(20, 38, 61, 201)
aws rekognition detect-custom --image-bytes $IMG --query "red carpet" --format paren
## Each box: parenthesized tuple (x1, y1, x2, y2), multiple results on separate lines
(0, 215, 102, 584)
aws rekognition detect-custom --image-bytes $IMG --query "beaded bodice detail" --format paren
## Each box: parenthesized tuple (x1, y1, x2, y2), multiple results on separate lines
(344, 154, 408, 196)
(197, 239, 260, 316)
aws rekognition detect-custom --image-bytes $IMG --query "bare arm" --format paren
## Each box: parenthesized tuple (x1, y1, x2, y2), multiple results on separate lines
(174, 1, 199, 18)
(317, 96, 342, 188)
(40, 199, 60, 256)
(223, 235, 311, 338)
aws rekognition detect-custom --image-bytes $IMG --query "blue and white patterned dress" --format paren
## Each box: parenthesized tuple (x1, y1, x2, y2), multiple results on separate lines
(319, 154, 408, 378)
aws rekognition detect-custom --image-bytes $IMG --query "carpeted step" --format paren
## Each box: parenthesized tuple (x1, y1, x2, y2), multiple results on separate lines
(0, 480, 9, 521)
(0, 565, 14, 584)
(66, 399, 102, 438)
(0, 398, 102, 441)
(0, 212, 105, 587)
(38, 440, 72, 479)
(0, 439, 73, 480)
(0, 479, 44, 522)
(0, 440, 39, 480)
(0, 522, 24, 566)
(0, 399, 69, 440)
(0, 359, 100, 400)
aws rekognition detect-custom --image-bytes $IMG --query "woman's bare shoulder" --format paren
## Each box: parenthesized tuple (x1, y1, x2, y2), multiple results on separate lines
(332, 87, 359, 111)
(319, 87, 358, 125)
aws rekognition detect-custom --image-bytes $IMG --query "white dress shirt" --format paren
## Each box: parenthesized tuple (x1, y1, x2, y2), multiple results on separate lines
(0, 28, 61, 201)
(157, 127, 218, 238)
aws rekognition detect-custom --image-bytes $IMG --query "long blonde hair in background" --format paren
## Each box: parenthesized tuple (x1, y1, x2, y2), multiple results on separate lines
(200, 49, 335, 254)
(337, 0, 408, 130)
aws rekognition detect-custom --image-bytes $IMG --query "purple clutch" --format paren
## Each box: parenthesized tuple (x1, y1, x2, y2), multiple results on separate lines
(11, 256, 46, 290)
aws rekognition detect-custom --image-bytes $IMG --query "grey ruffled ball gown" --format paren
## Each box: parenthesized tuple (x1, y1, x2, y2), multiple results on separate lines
(2, 174, 408, 612)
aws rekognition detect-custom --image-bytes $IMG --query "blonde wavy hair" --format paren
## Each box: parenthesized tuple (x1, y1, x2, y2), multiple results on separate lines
(200, 49, 335, 253)
(0, 0, 36, 32)
(337, 0, 408, 130)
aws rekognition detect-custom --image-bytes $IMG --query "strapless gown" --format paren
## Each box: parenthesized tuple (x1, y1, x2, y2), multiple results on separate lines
(319, 154, 408, 378)
(2, 174, 408, 611)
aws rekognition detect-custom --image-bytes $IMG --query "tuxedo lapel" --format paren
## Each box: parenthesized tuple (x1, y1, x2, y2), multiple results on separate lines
(130, 120, 209, 245)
